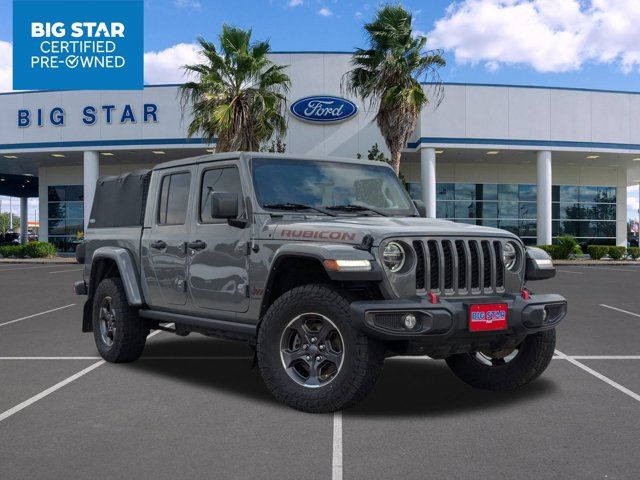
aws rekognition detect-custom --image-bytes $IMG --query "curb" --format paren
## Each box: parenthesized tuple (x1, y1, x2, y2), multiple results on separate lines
(0, 258, 77, 265)
(553, 260, 640, 266)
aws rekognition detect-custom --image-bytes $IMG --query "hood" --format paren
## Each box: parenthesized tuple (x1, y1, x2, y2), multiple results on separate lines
(265, 215, 519, 246)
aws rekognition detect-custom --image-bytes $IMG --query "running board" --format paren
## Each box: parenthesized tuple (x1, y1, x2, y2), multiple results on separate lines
(138, 309, 257, 339)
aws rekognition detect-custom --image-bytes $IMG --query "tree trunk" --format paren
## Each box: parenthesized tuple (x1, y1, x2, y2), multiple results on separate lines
(389, 143, 401, 176)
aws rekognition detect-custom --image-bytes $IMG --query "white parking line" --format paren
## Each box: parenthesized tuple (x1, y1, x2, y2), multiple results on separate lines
(0, 304, 76, 328)
(0, 360, 106, 423)
(49, 268, 83, 274)
(0, 328, 167, 423)
(556, 269, 584, 275)
(555, 350, 640, 403)
(600, 304, 640, 318)
(332, 411, 343, 480)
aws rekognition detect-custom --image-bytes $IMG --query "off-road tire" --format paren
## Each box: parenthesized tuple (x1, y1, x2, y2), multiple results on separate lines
(445, 329, 556, 391)
(92, 277, 147, 363)
(257, 284, 384, 413)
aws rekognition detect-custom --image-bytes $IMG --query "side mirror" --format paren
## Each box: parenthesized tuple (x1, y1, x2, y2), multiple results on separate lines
(413, 200, 427, 218)
(525, 247, 556, 281)
(211, 192, 239, 219)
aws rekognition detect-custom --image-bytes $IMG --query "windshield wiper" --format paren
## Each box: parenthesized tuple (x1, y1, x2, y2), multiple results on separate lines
(263, 203, 337, 217)
(325, 204, 389, 217)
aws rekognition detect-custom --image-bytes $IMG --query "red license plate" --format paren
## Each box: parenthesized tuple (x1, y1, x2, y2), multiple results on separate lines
(469, 303, 508, 332)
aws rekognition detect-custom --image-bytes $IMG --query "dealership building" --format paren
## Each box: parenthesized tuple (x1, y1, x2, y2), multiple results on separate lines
(0, 52, 638, 251)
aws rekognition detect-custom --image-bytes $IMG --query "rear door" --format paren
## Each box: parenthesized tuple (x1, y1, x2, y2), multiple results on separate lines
(144, 167, 195, 308)
(187, 161, 250, 313)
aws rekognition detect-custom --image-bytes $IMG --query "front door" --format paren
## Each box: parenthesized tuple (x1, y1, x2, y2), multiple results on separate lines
(187, 162, 250, 313)
(145, 167, 194, 307)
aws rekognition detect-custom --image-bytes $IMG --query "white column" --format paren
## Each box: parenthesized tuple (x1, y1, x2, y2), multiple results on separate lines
(616, 167, 628, 247)
(83, 151, 99, 230)
(536, 150, 552, 245)
(420, 147, 437, 218)
(19, 197, 28, 244)
(38, 166, 48, 242)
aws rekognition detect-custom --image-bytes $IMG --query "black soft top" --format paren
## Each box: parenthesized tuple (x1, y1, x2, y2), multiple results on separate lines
(88, 170, 152, 228)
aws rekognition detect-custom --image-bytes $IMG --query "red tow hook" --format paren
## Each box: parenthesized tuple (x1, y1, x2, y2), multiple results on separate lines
(520, 289, 531, 300)
(428, 292, 439, 304)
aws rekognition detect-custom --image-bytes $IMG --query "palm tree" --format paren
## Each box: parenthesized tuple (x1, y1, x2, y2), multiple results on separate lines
(345, 4, 445, 175)
(180, 25, 291, 152)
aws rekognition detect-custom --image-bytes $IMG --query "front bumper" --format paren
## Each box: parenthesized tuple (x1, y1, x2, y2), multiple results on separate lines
(350, 292, 566, 354)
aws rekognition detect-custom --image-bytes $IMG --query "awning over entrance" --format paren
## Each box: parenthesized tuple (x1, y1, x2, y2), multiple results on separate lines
(0, 173, 38, 198)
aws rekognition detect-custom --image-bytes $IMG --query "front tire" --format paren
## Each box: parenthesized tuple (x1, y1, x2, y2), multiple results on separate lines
(445, 329, 556, 391)
(92, 277, 147, 363)
(257, 284, 384, 413)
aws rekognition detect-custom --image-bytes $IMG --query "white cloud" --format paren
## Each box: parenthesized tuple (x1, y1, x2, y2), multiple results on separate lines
(287, 0, 303, 7)
(143, 43, 201, 85)
(0, 41, 13, 92)
(174, 0, 201, 10)
(0, 41, 200, 88)
(429, 0, 640, 73)
(318, 7, 332, 17)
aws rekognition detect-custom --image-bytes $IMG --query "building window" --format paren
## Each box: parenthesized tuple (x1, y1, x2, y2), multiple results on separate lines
(48, 185, 84, 253)
(406, 182, 617, 245)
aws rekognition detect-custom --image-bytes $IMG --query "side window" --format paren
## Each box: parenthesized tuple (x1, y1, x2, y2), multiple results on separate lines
(200, 166, 244, 223)
(157, 172, 191, 225)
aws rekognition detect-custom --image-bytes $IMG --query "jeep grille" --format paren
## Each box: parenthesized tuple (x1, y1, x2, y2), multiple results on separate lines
(413, 239, 507, 296)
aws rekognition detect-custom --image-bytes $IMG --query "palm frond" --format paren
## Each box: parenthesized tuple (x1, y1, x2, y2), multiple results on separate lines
(344, 3, 446, 174)
(179, 26, 291, 151)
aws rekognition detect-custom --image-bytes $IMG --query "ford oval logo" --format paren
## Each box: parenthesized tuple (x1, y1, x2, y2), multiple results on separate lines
(290, 95, 358, 124)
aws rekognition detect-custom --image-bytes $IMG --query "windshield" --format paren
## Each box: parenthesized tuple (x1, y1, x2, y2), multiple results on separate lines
(251, 158, 415, 215)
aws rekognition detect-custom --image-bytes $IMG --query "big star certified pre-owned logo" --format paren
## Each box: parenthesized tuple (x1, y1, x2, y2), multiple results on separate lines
(12, 0, 143, 90)
(290, 95, 358, 124)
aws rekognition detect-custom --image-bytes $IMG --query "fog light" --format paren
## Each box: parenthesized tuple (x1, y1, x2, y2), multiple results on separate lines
(403, 313, 417, 329)
(542, 308, 549, 323)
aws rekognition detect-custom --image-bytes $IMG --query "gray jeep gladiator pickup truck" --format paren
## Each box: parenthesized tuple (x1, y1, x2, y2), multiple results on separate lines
(74, 152, 567, 413)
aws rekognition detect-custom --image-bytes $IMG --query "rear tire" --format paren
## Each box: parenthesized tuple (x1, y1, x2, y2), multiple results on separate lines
(445, 329, 556, 391)
(257, 284, 384, 413)
(92, 277, 147, 363)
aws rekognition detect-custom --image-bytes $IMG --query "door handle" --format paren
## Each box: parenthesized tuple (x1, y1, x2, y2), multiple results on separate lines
(150, 240, 167, 250)
(187, 240, 207, 251)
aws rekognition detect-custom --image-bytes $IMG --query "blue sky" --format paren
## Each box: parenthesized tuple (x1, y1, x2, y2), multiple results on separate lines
(2, 0, 640, 92)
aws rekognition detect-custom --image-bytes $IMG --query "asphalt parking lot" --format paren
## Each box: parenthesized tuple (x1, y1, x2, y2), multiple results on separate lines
(0, 263, 639, 479)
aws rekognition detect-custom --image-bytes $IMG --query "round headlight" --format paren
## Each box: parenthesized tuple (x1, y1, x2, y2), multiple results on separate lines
(502, 241, 519, 271)
(383, 242, 405, 272)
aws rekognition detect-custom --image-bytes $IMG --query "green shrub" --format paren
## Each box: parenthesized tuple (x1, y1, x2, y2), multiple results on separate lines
(587, 245, 608, 260)
(537, 245, 563, 260)
(556, 236, 582, 259)
(607, 246, 626, 260)
(628, 247, 640, 260)
(0, 244, 23, 258)
(0, 241, 57, 259)
(23, 241, 57, 258)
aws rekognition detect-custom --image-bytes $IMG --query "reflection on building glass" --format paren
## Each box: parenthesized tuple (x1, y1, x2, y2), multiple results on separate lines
(407, 182, 616, 245)
(47, 185, 84, 252)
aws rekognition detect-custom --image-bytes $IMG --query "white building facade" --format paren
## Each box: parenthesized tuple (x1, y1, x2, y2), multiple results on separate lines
(0, 52, 637, 251)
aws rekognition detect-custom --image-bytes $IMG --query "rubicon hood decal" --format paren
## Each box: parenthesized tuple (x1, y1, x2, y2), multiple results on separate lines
(290, 96, 358, 124)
